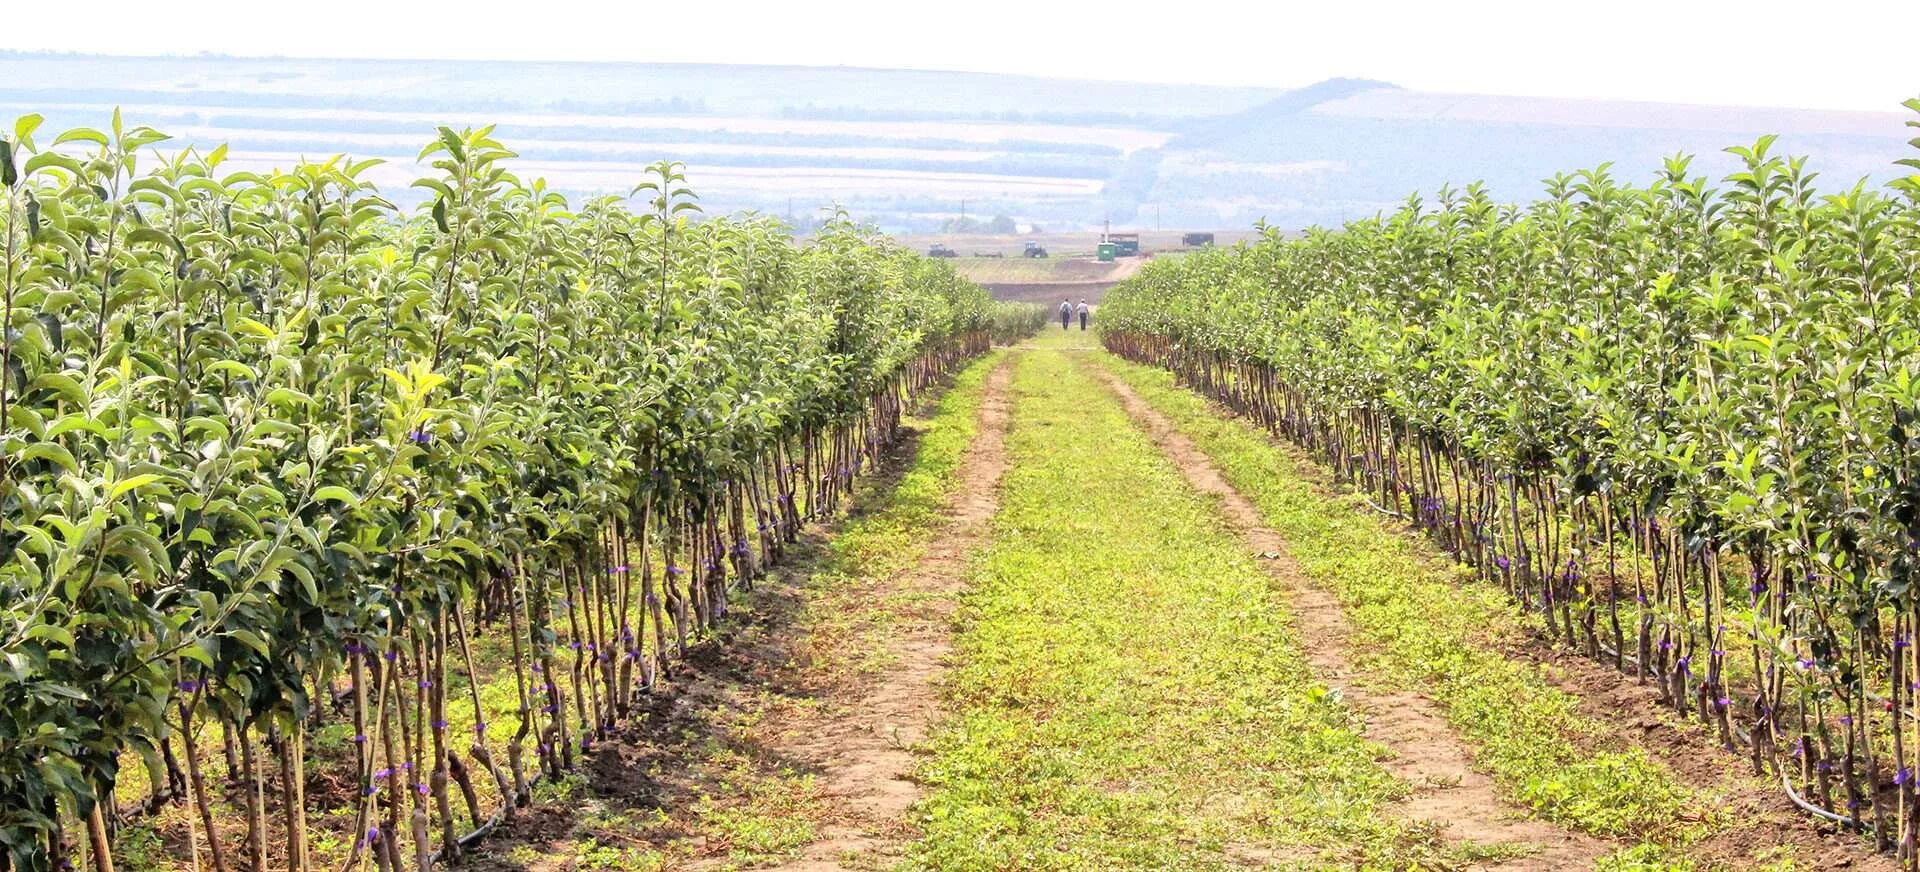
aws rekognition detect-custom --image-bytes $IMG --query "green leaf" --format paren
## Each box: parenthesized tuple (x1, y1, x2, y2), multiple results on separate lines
(24, 624, 74, 650)
(52, 127, 108, 147)
(110, 474, 165, 500)
(312, 486, 359, 506)
(20, 442, 79, 473)
(179, 643, 214, 669)
(229, 629, 270, 657)
(14, 113, 43, 146)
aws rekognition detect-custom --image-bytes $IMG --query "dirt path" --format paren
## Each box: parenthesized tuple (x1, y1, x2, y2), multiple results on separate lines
(761, 355, 1018, 871)
(1228, 428, 1899, 871)
(1081, 357, 1611, 870)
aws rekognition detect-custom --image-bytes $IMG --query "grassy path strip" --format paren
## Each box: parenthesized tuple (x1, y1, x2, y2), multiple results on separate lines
(1086, 345, 1882, 871)
(1073, 344, 1607, 870)
(760, 352, 1021, 870)
(458, 350, 1011, 872)
(909, 341, 1450, 870)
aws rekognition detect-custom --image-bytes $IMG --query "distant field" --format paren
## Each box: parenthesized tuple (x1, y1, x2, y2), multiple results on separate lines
(890, 230, 1260, 303)
(895, 230, 1260, 260)
(939, 257, 1133, 284)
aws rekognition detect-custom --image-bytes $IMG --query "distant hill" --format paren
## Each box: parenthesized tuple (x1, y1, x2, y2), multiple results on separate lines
(2, 52, 1912, 231)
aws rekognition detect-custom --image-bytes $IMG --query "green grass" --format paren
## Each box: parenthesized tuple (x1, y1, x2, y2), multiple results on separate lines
(907, 345, 1449, 870)
(1085, 348, 1719, 850)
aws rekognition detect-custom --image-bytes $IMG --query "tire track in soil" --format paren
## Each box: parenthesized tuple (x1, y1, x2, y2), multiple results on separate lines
(757, 354, 1018, 871)
(1081, 356, 1611, 871)
(1245, 431, 1899, 871)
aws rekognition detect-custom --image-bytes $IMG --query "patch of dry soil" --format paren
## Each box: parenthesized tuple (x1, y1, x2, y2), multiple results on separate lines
(754, 355, 1018, 871)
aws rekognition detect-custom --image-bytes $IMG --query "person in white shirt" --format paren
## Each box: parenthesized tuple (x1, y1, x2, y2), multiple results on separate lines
(1076, 299, 1090, 331)
(1059, 299, 1072, 331)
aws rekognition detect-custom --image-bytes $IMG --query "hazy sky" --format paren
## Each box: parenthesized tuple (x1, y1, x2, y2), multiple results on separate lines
(13, 0, 1918, 112)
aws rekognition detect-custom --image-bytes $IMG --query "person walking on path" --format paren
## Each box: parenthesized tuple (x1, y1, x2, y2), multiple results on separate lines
(1059, 299, 1073, 331)
(1077, 299, 1091, 331)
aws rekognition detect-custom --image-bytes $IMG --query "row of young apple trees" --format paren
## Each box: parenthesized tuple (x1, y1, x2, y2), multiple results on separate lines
(1100, 102, 1920, 861)
(0, 113, 1031, 872)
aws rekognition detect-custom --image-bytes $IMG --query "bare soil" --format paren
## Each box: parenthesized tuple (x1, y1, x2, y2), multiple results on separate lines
(1085, 359, 1610, 870)
(461, 363, 1016, 871)
(1230, 428, 1900, 871)
(751, 355, 1017, 870)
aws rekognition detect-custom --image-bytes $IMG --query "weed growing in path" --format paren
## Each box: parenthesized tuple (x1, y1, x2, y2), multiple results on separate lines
(1089, 350, 1730, 862)
(910, 346, 1446, 870)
